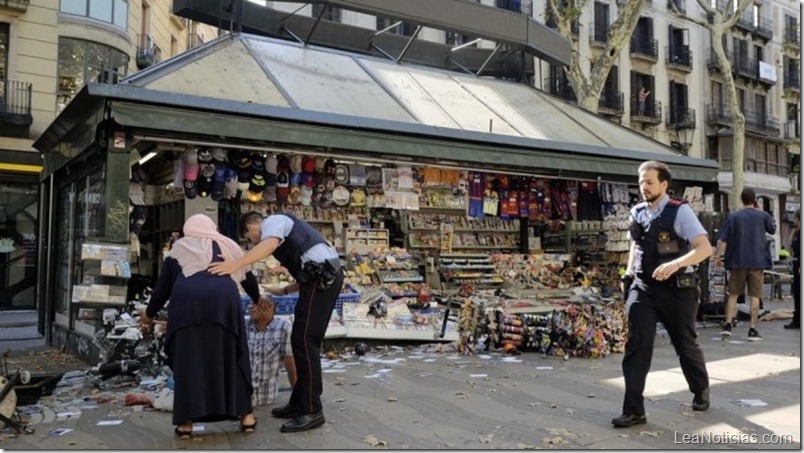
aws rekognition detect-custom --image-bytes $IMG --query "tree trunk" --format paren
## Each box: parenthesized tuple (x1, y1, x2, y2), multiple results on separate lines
(551, 0, 644, 113)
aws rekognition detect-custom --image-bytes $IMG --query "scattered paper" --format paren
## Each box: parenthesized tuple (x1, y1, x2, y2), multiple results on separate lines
(192, 425, 205, 432)
(423, 359, 437, 363)
(97, 420, 124, 426)
(728, 340, 745, 345)
(447, 356, 460, 360)
(387, 397, 398, 402)
(478, 434, 495, 444)
(501, 357, 523, 363)
(364, 374, 381, 379)
(323, 369, 346, 374)
(640, 431, 661, 438)
(48, 428, 73, 437)
(470, 374, 488, 378)
(414, 372, 432, 378)
(361, 357, 405, 365)
(376, 369, 392, 374)
(477, 354, 492, 359)
(536, 366, 553, 370)
(79, 405, 98, 410)
(732, 399, 768, 407)
(362, 434, 388, 447)
(57, 411, 81, 418)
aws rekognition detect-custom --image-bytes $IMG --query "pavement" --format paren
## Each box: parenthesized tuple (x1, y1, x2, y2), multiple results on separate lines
(0, 298, 800, 450)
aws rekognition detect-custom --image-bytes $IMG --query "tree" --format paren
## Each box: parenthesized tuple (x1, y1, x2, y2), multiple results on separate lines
(546, 0, 646, 112)
(668, 0, 753, 211)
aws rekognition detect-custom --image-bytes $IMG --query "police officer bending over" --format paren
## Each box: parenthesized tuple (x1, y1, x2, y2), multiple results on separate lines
(613, 161, 713, 428)
(209, 211, 344, 433)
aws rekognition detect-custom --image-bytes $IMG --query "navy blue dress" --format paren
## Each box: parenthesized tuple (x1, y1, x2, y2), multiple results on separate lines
(146, 241, 260, 425)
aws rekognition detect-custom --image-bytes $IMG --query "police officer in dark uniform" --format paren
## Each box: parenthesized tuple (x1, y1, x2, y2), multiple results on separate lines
(612, 161, 713, 428)
(209, 211, 344, 433)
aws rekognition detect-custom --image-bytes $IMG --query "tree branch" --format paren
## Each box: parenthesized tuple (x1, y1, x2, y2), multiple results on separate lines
(693, 0, 717, 16)
(723, 0, 752, 29)
(669, 0, 710, 28)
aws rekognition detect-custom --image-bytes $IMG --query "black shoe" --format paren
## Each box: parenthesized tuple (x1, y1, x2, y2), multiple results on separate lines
(720, 323, 732, 338)
(271, 403, 300, 419)
(784, 321, 800, 329)
(692, 388, 710, 412)
(280, 412, 326, 433)
(747, 328, 762, 341)
(611, 414, 647, 428)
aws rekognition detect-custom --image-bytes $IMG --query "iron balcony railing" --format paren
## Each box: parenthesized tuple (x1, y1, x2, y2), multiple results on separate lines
(598, 90, 624, 114)
(666, 107, 696, 129)
(666, 45, 692, 70)
(136, 34, 161, 69)
(496, 0, 533, 14)
(589, 20, 609, 45)
(755, 16, 773, 40)
(630, 37, 659, 61)
(785, 120, 800, 140)
(705, 103, 731, 124)
(544, 76, 577, 103)
(736, 12, 754, 31)
(630, 98, 662, 122)
(545, 14, 580, 34)
(706, 48, 733, 70)
(0, 79, 33, 116)
(744, 110, 780, 135)
(734, 55, 759, 79)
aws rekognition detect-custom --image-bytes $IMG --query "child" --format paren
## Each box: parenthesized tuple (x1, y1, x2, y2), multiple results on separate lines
(247, 295, 297, 407)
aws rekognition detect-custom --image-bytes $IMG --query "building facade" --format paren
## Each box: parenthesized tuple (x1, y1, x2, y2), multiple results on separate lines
(257, 0, 800, 253)
(0, 0, 217, 311)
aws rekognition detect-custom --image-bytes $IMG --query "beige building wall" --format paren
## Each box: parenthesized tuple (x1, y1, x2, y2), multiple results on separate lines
(0, 0, 219, 156)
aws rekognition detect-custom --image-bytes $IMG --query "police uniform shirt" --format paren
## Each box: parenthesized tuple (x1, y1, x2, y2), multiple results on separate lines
(261, 215, 339, 265)
(630, 194, 708, 273)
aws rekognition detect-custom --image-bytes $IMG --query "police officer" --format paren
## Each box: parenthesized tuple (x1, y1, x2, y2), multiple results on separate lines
(612, 160, 713, 428)
(209, 211, 344, 433)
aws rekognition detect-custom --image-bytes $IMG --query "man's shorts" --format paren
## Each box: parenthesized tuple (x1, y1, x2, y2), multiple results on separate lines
(728, 269, 764, 299)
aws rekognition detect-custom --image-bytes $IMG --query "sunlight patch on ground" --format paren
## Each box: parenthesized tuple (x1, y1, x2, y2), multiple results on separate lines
(599, 353, 800, 397)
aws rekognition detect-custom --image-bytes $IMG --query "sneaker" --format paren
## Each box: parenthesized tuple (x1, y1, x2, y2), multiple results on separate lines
(720, 323, 732, 338)
(747, 328, 762, 341)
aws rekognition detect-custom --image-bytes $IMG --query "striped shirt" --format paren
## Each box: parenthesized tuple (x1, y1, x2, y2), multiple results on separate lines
(247, 317, 292, 407)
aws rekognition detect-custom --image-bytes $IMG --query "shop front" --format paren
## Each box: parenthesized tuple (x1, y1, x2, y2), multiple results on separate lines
(34, 33, 721, 362)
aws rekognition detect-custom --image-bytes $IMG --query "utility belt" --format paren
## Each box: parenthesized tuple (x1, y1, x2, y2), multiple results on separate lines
(297, 258, 343, 290)
(637, 272, 698, 288)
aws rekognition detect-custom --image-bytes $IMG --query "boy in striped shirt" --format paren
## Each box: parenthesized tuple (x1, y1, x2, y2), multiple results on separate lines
(248, 296, 297, 407)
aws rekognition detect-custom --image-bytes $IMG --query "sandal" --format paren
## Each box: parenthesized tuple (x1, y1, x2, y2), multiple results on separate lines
(174, 426, 193, 439)
(240, 419, 257, 433)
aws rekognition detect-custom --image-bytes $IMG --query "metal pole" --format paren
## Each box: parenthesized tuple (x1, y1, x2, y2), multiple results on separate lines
(305, 3, 329, 46)
(476, 43, 502, 77)
(396, 25, 422, 63)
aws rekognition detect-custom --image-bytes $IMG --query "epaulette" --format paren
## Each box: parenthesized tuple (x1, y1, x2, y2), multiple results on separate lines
(667, 198, 687, 207)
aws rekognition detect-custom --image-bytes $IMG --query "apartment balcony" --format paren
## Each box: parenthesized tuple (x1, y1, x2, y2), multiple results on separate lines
(630, 98, 662, 124)
(598, 90, 624, 116)
(785, 120, 800, 140)
(0, 79, 33, 138)
(0, 0, 29, 14)
(744, 110, 781, 136)
(706, 48, 732, 71)
(589, 20, 609, 47)
(705, 103, 731, 126)
(734, 55, 759, 80)
(736, 12, 754, 32)
(496, 0, 532, 14)
(545, 15, 579, 36)
(630, 37, 658, 63)
(666, 45, 692, 71)
(754, 17, 773, 41)
(543, 76, 577, 103)
(785, 26, 800, 50)
(666, 107, 696, 130)
(667, 0, 686, 14)
(784, 70, 801, 92)
(136, 35, 161, 69)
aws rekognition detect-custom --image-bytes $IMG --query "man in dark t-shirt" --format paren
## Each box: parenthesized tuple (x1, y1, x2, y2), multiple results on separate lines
(715, 188, 776, 341)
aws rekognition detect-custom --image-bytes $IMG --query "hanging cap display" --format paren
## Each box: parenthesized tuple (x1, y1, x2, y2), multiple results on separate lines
(290, 155, 303, 174)
(183, 148, 198, 165)
(302, 156, 316, 174)
(266, 155, 278, 174)
(332, 185, 350, 206)
(277, 155, 291, 172)
(324, 158, 337, 176)
(263, 185, 277, 203)
(300, 186, 313, 206)
(212, 147, 228, 162)
(314, 156, 327, 173)
(334, 163, 350, 185)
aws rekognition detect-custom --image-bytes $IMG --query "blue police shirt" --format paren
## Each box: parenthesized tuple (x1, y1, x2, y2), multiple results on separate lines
(630, 195, 708, 272)
(717, 208, 775, 270)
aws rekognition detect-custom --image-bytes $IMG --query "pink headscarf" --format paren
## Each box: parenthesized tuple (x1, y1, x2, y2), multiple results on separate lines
(169, 214, 249, 283)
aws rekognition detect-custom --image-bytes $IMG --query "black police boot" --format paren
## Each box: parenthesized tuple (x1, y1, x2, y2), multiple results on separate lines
(692, 388, 710, 412)
(611, 414, 647, 428)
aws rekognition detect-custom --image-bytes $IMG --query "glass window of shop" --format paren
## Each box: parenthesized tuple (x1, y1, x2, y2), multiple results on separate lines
(60, 0, 128, 30)
(53, 168, 106, 323)
(57, 38, 128, 112)
(0, 178, 38, 310)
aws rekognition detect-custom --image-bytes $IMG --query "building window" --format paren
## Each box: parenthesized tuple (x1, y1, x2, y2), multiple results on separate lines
(0, 23, 7, 81)
(60, 0, 128, 30)
(57, 38, 128, 111)
(311, 4, 342, 22)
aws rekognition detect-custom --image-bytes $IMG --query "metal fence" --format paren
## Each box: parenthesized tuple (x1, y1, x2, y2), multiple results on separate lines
(0, 79, 33, 116)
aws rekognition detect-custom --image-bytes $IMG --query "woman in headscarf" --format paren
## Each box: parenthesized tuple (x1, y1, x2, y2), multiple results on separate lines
(139, 214, 260, 438)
